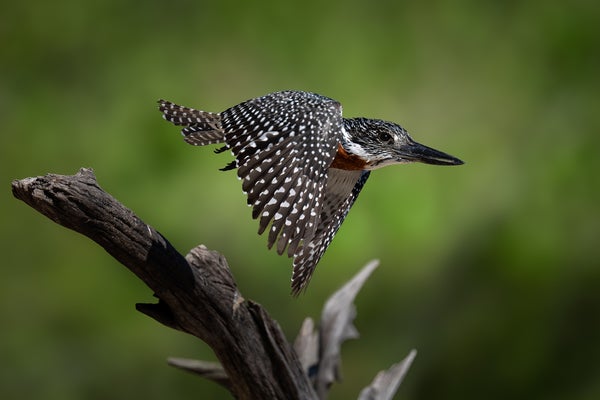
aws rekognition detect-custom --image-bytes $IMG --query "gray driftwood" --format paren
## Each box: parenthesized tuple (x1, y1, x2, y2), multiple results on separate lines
(11, 168, 415, 399)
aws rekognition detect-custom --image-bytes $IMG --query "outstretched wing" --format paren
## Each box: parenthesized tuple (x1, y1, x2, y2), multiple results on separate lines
(220, 91, 344, 259)
(291, 169, 371, 295)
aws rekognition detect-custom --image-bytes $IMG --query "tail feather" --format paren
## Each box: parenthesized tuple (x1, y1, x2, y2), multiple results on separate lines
(158, 100, 225, 146)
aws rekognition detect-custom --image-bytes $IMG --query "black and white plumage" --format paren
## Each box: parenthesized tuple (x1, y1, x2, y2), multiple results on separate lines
(159, 90, 463, 295)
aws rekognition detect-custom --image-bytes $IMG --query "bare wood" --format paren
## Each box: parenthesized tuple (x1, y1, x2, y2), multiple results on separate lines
(358, 350, 417, 400)
(167, 358, 230, 390)
(12, 168, 316, 400)
(317, 260, 379, 397)
(12, 168, 416, 400)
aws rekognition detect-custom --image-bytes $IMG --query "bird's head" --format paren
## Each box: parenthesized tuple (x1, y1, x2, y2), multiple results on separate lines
(342, 118, 464, 169)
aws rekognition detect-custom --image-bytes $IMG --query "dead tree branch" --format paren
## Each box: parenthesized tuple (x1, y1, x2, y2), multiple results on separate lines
(11, 168, 415, 399)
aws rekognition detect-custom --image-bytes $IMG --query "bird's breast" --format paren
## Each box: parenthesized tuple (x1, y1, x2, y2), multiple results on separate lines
(330, 143, 368, 171)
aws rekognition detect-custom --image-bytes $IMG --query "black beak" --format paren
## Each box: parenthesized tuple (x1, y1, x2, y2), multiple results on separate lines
(398, 140, 464, 166)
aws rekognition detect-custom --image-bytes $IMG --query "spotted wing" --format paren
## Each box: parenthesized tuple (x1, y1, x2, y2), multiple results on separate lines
(220, 91, 344, 258)
(291, 169, 371, 295)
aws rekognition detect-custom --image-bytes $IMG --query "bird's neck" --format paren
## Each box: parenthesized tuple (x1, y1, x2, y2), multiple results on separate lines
(330, 144, 368, 170)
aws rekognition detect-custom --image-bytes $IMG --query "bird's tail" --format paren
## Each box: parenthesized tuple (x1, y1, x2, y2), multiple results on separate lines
(158, 100, 225, 146)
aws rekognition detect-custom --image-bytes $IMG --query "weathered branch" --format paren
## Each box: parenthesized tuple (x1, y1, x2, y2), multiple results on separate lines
(358, 350, 417, 400)
(12, 168, 415, 400)
(12, 168, 314, 400)
(167, 358, 230, 390)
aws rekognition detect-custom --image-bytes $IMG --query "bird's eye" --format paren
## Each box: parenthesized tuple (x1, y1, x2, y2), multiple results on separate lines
(378, 131, 393, 143)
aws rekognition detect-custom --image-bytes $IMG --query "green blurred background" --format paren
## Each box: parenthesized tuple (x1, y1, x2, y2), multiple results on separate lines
(2, 0, 599, 399)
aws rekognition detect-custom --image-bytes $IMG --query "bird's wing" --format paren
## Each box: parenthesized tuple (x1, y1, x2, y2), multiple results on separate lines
(221, 91, 344, 258)
(291, 169, 371, 295)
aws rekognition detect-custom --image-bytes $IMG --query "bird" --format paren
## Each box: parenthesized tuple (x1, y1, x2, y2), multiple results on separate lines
(158, 90, 463, 295)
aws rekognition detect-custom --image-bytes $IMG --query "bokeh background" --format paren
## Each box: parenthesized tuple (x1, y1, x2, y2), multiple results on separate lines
(2, 0, 599, 399)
